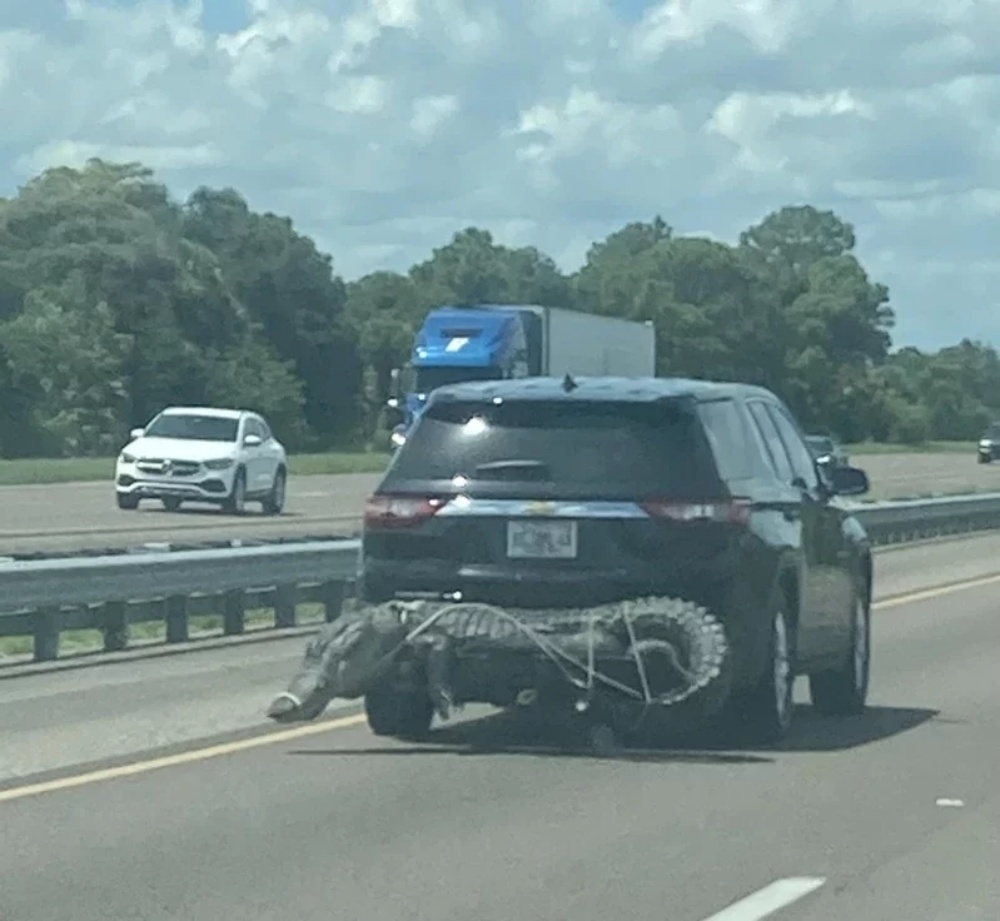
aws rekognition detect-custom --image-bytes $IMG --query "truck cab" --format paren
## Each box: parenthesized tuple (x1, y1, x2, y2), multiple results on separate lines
(387, 306, 538, 445)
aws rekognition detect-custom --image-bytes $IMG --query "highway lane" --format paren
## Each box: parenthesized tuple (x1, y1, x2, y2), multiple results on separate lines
(1, 450, 999, 554)
(5, 530, 1000, 786)
(2, 547, 1000, 919)
(0, 473, 374, 555)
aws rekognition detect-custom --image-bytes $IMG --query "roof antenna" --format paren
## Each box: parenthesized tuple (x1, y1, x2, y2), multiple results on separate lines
(561, 372, 577, 392)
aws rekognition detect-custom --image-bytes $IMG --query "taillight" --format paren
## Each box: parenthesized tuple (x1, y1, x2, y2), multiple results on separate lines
(363, 495, 448, 529)
(639, 498, 752, 526)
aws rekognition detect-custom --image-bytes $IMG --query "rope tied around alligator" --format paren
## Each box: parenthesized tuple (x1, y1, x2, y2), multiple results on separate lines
(268, 595, 733, 742)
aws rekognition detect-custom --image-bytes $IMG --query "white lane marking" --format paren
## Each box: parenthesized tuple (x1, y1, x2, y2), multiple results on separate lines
(936, 798, 964, 807)
(701, 877, 826, 920)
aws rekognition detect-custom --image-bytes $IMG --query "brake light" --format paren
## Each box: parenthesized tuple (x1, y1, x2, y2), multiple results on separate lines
(363, 495, 448, 529)
(640, 498, 752, 526)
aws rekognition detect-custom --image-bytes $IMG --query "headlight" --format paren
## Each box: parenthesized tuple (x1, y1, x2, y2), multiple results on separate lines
(204, 458, 235, 470)
(119, 452, 136, 464)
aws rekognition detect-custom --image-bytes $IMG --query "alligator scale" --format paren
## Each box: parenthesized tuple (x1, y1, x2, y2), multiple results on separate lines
(267, 596, 732, 748)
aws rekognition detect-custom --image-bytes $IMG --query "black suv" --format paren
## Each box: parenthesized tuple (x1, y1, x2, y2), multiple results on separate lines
(359, 376, 874, 742)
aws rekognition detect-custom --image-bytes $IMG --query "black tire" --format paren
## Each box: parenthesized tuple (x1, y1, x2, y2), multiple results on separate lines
(116, 493, 139, 510)
(979, 455, 990, 464)
(731, 597, 796, 745)
(261, 467, 286, 515)
(222, 468, 247, 515)
(162, 497, 182, 512)
(809, 585, 870, 716)
(364, 685, 434, 740)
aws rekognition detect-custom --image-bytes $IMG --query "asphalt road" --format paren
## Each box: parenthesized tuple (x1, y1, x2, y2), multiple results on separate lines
(2, 534, 1000, 920)
(1, 449, 999, 554)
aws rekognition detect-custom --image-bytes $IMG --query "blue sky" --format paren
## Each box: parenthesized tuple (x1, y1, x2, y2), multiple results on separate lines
(1, 0, 999, 352)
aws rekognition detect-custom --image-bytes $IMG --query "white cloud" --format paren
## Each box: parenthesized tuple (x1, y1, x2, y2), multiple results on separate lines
(2, 0, 1000, 348)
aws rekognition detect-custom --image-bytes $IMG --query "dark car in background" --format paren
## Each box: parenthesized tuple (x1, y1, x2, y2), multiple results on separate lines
(978, 423, 1000, 463)
(359, 376, 874, 744)
(804, 434, 850, 468)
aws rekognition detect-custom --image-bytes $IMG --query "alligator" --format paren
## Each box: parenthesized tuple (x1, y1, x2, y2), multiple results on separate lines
(266, 596, 732, 745)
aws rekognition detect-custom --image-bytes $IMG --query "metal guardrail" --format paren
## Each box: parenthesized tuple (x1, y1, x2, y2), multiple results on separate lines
(0, 540, 360, 665)
(848, 492, 1000, 546)
(3, 492, 1000, 667)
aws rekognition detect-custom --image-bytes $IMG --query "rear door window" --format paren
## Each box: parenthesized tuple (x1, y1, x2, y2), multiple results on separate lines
(385, 398, 722, 498)
(696, 399, 753, 480)
(746, 401, 794, 483)
(765, 404, 821, 490)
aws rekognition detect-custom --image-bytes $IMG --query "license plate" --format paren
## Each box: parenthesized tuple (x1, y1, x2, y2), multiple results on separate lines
(506, 519, 578, 559)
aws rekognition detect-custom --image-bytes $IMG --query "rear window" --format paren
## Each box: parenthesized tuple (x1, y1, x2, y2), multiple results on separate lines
(385, 398, 721, 497)
(805, 436, 833, 453)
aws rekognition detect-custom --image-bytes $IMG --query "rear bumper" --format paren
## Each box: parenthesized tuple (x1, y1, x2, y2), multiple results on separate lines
(360, 556, 720, 610)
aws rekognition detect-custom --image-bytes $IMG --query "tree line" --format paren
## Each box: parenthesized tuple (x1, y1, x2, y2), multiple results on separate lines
(0, 157, 991, 458)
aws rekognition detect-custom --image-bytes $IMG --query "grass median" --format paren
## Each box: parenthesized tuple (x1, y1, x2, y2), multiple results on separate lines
(847, 441, 975, 455)
(0, 442, 979, 487)
(0, 452, 392, 486)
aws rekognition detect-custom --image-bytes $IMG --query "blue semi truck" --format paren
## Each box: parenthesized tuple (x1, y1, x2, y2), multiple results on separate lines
(386, 304, 657, 447)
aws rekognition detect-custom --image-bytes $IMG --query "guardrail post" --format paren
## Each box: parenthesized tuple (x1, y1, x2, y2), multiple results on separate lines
(223, 589, 245, 635)
(274, 584, 297, 629)
(321, 580, 345, 623)
(165, 595, 189, 643)
(102, 601, 127, 653)
(33, 606, 59, 662)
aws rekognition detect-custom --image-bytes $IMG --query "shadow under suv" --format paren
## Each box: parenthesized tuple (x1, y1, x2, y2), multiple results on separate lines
(359, 375, 874, 742)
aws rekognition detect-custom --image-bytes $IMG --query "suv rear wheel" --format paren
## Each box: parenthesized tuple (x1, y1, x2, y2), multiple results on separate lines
(364, 684, 434, 740)
(734, 599, 796, 745)
(809, 585, 870, 716)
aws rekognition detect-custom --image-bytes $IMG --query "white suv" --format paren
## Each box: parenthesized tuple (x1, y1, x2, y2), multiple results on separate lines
(115, 407, 288, 515)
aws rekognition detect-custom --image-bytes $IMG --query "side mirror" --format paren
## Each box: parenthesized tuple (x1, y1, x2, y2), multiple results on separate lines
(129, 427, 145, 440)
(243, 433, 263, 448)
(830, 465, 869, 497)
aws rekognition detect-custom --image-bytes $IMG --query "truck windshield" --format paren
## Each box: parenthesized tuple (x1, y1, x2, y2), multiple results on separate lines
(413, 366, 501, 394)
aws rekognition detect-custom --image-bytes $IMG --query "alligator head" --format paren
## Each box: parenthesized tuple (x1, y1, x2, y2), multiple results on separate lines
(266, 604, 412, 723)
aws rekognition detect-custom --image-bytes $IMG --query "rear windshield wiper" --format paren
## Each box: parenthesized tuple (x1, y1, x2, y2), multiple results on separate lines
(471, 459, 551, 480)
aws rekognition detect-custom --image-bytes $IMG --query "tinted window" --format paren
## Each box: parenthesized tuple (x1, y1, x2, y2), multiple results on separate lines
(145, 414, 239, 442)
(257, 418, 273, 441)
(805, 436, 833, 455)
(696, 399, 752, 479)
(766, 404, 820, 489)
(413, 366, 501, 393)
(747, 402, 794, 482)
(385, 398, 721, 497)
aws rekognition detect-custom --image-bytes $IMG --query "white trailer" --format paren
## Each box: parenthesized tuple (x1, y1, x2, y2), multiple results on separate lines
(523, 306, 657, 378)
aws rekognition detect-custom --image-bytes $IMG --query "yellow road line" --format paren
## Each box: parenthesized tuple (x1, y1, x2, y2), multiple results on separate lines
(0, 713, 366, 804)
(4, 569, 1000, 805)
(873, 571, 1000, 610)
